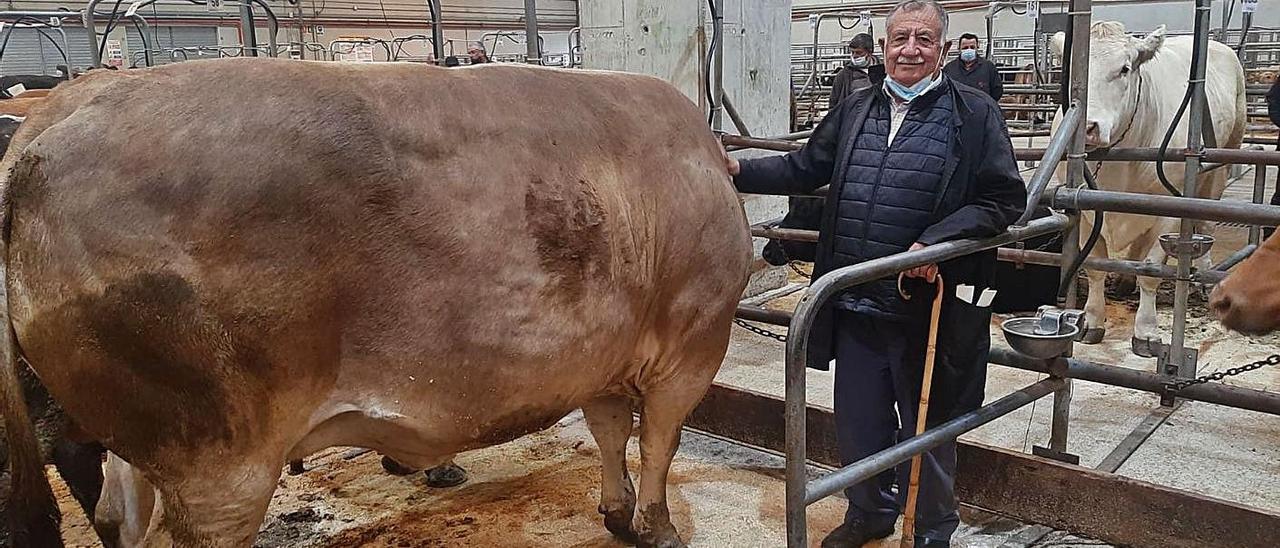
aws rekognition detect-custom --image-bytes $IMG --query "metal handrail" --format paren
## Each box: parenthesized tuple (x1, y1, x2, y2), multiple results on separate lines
(1016, 104, 1080, 226)
(782, 213, 1068, 546)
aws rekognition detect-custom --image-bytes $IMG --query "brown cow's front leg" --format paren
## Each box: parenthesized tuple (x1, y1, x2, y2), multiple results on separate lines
(583, 395, 637, 541)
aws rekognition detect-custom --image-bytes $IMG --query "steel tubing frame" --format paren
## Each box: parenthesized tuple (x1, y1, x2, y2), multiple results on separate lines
(782, 214, 1068, 547)
(805, 377, 1066, 504)
(989, 348, 1280, 416)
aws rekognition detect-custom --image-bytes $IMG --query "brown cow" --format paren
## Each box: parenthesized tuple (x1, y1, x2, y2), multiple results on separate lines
(0, 58, 751, 547)
(1210, 235, 1280, 334)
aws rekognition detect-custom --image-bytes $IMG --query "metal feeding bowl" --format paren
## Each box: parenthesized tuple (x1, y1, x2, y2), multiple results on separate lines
(1001, 306, 1086, 360)
(1158, 233, 1215, 260)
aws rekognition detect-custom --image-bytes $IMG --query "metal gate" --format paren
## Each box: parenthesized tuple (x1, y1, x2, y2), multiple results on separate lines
(126, 26, 219, 66)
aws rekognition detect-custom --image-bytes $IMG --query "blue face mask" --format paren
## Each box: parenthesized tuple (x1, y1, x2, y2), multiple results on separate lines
(960, 49, 977, 62)
(885, 73, 936, 102)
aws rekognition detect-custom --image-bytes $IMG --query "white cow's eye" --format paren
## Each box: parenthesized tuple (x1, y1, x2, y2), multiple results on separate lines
(1119, 65, 1131, 76)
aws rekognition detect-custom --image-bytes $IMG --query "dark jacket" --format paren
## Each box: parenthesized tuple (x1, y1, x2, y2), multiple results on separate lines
(734, 79, 1026, 420)
(1268, 78, 1280, 127)
(830, 61, 885, 110)
(943, 57, 1003, 101)
(831, 83, 957, 320)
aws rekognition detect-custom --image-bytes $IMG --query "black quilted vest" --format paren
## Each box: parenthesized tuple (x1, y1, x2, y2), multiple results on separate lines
(833, 85, 955, 319)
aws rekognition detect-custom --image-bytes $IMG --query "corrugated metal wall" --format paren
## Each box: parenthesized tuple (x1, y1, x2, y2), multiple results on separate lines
(0, 25, 95, 76)
(126, 26, 221, 65)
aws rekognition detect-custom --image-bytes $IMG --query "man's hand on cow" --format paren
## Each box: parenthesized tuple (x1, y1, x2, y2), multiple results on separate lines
(722, 146, 740, 176)
(904, 242, 937, 283)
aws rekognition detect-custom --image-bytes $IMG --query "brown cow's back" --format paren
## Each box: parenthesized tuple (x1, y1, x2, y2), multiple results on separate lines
(3, 58, 749, 546)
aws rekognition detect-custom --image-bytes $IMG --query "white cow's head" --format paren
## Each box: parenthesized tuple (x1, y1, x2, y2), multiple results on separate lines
(1051, 22, 1166, 149)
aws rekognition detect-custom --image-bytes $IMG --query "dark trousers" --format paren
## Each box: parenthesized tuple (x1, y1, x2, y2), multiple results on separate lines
(834, 310, 960, 542)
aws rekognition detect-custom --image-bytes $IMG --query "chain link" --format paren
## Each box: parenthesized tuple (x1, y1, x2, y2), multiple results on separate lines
(1163, 354, 1280, 396)
(733, 318, 788, 343)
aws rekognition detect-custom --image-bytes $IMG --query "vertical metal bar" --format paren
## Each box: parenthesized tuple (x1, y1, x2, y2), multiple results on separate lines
(523, 0, 540, 64)
(1048, 379, 1072, 452)
(1170, 0, 1213, 379)
(1251, 163, 1265, 246)
(785, 313, 809, 548)
(1050, 0, 1092, 461)
(712, 0, 724, 131)
(240, 2, 259, 57)
(84, 0, 104, 68)
(428, 0, 445, 63)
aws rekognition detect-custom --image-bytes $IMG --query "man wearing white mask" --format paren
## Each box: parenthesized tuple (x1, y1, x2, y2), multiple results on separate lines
(830, 33, 885, 110)
(943, 33, 1003, 100)
(725, 1, 1025, 546)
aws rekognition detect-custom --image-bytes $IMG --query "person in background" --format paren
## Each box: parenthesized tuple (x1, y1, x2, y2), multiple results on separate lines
(830, 33, 887, 110)
(724, 1, 1026, 546)
(943, 33, 1003, 100)
(444, 55, 461, 67)
(468, 42, 491, 64)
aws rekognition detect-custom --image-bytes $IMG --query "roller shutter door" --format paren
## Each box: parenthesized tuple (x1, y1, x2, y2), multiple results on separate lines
(126, 26, 219, 66)
(0, 25, 95, 76)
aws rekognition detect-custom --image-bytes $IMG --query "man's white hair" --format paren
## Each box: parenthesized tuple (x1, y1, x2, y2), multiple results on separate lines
(886, 0, 950, 38)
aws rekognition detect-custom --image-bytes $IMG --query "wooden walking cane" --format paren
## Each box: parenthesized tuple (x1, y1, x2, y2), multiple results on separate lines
(896, 272, 945, 548)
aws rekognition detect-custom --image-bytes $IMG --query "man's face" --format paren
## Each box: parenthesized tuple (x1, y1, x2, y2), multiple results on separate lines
(959, 38, 979, 52)
(884, 9, 950, 86)
(468, 48, 485, 61)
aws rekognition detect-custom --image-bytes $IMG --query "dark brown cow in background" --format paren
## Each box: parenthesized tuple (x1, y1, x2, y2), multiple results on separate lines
(0, 59, 751, 548)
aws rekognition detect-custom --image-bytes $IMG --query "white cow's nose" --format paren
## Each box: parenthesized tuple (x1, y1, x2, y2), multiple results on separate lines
(1084, 120, 1107, 148)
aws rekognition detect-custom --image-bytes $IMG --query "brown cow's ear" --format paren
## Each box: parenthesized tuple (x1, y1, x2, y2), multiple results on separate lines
(1134, 25, 1166, 67)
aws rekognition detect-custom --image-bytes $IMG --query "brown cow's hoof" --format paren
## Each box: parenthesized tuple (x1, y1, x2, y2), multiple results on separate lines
(1079, 327, 1105, 344)
(380, 456, 418, 476)
(287, 460, 306, 476)
(424, 463, 468, 488)
(599, 503, 637, 542)
(636, 534, 687, 548)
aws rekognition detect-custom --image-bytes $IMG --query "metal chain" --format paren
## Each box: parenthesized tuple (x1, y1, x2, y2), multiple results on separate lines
(1164, 354, 1280, 395)
(733, 318, 788, 343)
(788, 261, 812, 278)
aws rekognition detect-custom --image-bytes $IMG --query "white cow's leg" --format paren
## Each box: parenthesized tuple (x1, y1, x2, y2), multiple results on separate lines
(583, 395, 637, 540)
(95, 452, 157, 548)
(1080, 225, 1110, 344)
(1131, 236, 1168, 355)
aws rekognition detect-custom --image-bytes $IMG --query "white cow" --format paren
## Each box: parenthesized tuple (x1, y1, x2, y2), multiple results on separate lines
(1049, 22, 1247, 354)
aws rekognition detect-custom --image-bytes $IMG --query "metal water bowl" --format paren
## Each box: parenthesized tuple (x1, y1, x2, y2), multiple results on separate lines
(1158, 233, 1215, 260)
(1001, 306, 1085, 360)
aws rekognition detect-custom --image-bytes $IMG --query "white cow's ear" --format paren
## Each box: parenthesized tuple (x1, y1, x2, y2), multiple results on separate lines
(1135, 25, 1167, 66)
(1049, 31, 1066, 57)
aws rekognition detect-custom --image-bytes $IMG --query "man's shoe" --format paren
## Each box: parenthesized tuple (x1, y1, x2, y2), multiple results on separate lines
(914, 536, 950, 548)
(819, 519, 894, 548)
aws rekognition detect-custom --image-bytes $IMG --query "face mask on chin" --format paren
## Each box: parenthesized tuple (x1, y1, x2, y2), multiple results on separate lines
(851, 55, 870, 68)
(885, 55, 944, 102)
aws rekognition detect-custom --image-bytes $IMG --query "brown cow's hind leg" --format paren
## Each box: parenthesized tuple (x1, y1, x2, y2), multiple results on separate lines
(123, 458, 278, 548)
(583, 395, 637, 541)
(633, 368, 714, 548)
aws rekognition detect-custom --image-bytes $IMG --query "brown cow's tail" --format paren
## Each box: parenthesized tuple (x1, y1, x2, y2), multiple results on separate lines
(0, 158, 63, 546)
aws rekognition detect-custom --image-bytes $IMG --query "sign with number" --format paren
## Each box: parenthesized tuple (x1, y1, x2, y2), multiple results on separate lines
(207, 0, 223, 11)
(1243, 0, 1258, 13)
(1026, 0, 1040, 17)
(314, 25, 325, 36)
(106, 39, 124, 67)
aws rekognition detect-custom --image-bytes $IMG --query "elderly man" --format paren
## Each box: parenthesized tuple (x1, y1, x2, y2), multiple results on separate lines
(943, 33, 1003, 100)
(726, 1, 1025, 546)
(468, 42, 491, 64)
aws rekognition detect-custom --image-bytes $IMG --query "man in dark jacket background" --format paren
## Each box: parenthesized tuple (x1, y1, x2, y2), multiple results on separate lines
(943, 33, 1003, 100)
(725, 1, 1026, 546)
(830, 33, 886, 110)
(1267, 77, 1280, 218)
